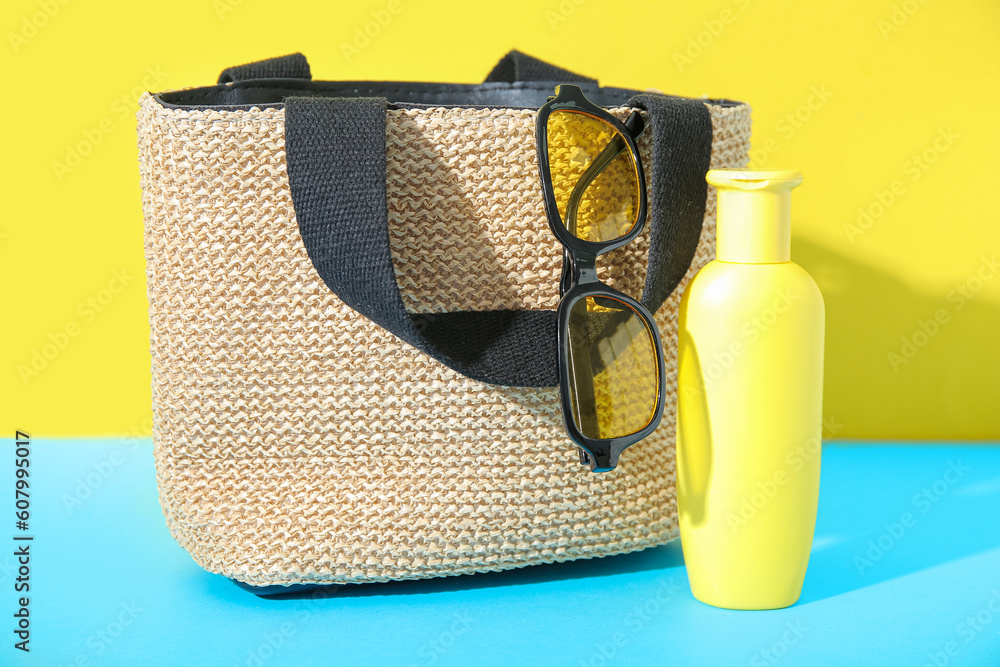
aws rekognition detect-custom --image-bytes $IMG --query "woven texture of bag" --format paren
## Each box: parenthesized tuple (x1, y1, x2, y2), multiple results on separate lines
(138, 91, 751, 587)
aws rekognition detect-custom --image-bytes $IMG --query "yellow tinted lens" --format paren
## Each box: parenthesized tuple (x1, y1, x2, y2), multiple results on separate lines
(546, 109, 641, 243)
(566, 296, 659, 440)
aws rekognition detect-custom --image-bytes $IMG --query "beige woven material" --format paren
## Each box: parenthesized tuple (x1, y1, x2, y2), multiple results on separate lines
(138, 92, 751, 587)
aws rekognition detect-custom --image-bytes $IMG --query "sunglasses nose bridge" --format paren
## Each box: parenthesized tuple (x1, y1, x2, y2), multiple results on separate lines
(560, 249, 598, 296)
(575, 254, 598, 285)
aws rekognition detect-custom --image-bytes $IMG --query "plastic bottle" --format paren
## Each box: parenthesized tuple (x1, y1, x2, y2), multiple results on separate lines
(676, 169, 825, 610)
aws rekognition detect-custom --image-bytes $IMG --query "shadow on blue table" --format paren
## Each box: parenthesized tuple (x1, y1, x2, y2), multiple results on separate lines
(227, 444, 1000, 610)
(232, 541, 686, 600)
(797, 445, 1000, 606)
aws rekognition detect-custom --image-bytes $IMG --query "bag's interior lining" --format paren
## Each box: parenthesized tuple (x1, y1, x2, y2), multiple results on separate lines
(155, 78, 743, 111)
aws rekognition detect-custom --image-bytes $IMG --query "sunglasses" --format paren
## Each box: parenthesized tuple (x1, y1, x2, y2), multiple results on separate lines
(536, 85, 666, 473)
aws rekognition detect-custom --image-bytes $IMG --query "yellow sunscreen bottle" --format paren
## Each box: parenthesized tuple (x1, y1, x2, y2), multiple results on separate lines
(676, 169, 825, 610)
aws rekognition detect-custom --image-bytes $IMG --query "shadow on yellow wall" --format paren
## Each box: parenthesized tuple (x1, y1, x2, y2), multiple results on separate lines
(796, 236, 1000, 439)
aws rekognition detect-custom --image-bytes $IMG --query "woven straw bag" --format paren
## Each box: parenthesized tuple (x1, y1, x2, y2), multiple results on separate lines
(137, 51, 751, 591)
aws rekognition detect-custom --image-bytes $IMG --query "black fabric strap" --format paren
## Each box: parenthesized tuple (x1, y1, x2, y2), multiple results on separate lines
(285, 97, 558, 386)
(218, 53, 311, 84)
(484, 50, 595, 85)
(628, 94, 713, 312)
(278, 51, 713, 388)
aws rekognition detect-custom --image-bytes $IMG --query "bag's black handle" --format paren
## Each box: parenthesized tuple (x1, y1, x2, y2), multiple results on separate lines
(215, 50, 590, 86)
(483, 50, 595, 84)
(222, 52, 713, 388)
(284, 95, 559, 387)
(218, 52, 311, 83)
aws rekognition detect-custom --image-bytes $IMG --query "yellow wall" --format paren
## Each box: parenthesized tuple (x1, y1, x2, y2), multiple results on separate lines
(2, 0, 997, 438)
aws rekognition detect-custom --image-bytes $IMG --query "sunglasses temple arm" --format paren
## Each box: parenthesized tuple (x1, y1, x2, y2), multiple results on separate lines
(559, 248, 574, 297)
(623, 110, 645, 139)
(566, 317, 601, 446)
(564, 133, 630, 235)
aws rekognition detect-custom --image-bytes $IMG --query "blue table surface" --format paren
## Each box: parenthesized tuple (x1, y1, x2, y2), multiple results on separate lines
(1, 439, 998, 667)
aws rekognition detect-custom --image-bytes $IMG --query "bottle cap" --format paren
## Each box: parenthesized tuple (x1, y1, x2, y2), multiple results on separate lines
(707, 168, 803, 263)
(707, 169, 803, 187)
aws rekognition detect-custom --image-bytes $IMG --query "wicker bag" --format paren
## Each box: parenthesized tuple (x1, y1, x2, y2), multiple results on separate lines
(137, 51, 751, 590)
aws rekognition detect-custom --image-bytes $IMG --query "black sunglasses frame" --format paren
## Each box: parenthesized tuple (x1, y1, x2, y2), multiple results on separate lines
(536, 84, 667, 473)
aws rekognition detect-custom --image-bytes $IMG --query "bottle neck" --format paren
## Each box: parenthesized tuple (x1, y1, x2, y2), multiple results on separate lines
(716, 188, 791, 263)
